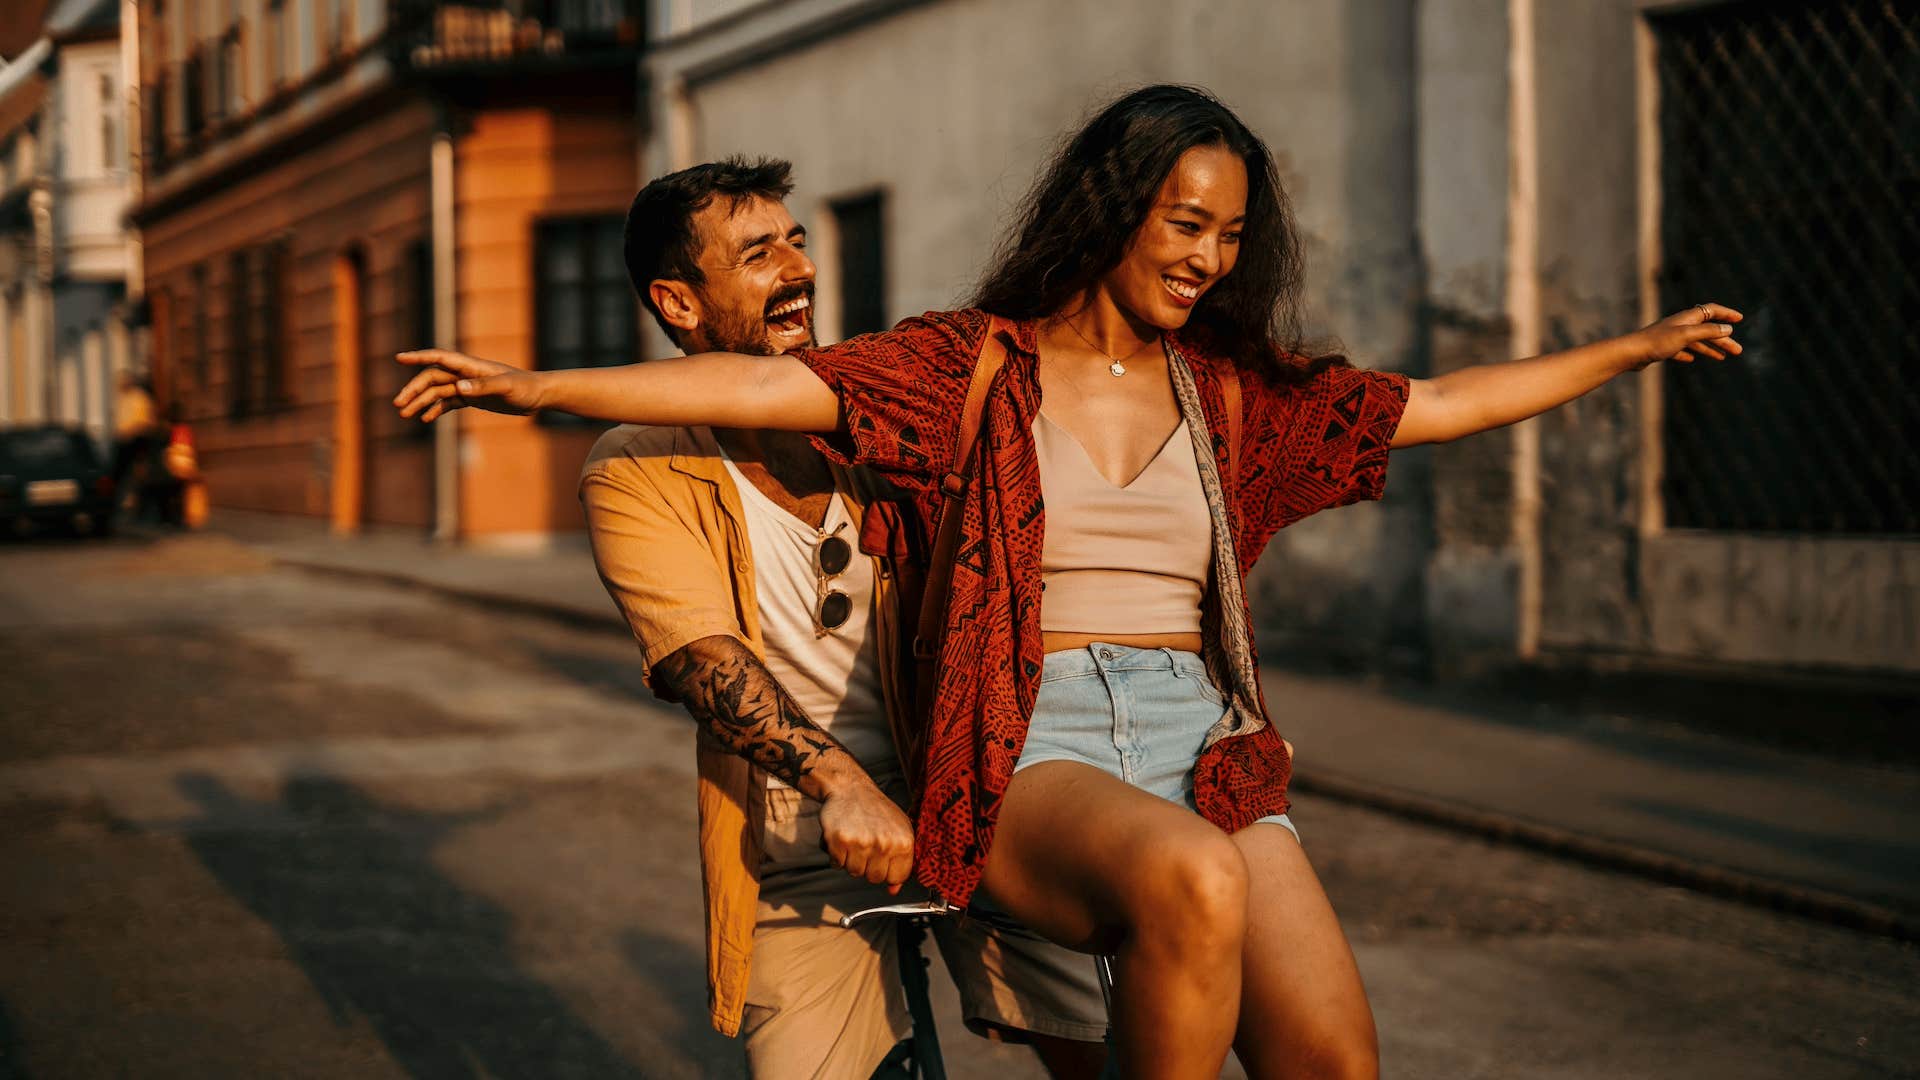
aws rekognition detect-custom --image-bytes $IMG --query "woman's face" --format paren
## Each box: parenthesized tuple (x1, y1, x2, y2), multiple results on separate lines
(1104, 143, 1248, 331)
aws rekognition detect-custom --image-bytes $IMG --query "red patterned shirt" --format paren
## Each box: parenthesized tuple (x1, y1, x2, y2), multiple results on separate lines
(795, 309, 1407, 906)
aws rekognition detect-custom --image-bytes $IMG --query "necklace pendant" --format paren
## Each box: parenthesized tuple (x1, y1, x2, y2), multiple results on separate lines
(1109, 360, 1127, 377)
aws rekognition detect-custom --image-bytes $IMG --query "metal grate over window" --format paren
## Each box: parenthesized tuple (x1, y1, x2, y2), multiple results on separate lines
(1654, 0, 1919, 535)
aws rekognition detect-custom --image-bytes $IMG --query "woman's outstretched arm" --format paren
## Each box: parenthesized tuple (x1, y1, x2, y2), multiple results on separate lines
(1392, 302, 1743, 448)
(393, 348, 842, 432)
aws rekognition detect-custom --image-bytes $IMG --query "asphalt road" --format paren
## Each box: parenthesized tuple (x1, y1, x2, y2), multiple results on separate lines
(1, 532, 1915, 1079)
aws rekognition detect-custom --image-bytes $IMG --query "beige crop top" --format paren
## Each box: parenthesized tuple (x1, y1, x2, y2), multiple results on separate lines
(1034, 412, 1212, 634)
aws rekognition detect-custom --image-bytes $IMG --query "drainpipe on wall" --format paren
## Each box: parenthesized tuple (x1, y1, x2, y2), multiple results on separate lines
(28, 186, 54, 422)
(430, 116, 460, 542)
(121, 1, 144, 303)
(1633, 17, 1667, 541)
(1506, 0, 1543, 661)
(120, 0, 148, 388)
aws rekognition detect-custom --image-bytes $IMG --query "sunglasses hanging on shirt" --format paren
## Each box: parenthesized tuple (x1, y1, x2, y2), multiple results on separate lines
(814, 528, 853, 636)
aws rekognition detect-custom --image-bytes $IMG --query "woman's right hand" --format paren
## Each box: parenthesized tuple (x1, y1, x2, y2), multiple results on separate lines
(394, 349, 545, 421)
(1625, 303, 1744, 370)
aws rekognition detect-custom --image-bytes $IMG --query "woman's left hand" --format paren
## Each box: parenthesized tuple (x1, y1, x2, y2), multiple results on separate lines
(1628, 303, 1744, 370)
(395, 348, 546, 421)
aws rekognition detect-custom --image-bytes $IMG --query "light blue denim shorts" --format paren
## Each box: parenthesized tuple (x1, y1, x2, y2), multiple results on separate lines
(1014, 643, 1298, 843)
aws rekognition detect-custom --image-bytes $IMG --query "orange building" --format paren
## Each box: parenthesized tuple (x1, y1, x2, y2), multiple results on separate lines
(132, 2, 641, 541)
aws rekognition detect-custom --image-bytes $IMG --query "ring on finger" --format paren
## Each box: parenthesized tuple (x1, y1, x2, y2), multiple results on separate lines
(1696, 304, 1712, 320)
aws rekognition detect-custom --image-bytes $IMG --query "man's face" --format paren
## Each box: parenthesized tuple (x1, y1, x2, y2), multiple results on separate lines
(677, 195, 816, 355)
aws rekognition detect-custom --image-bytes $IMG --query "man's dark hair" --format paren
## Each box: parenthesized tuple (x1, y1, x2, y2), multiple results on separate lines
(623, 156, 795, 341)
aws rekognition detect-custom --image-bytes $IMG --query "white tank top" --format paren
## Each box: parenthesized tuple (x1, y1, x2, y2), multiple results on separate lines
(1034, 412, 1211, 634)
(719, 455, 894, 787)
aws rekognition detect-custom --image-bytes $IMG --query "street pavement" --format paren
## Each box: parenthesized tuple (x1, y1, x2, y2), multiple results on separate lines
(1, 527, 1916, 1078)
(212, 509, 1920, 928)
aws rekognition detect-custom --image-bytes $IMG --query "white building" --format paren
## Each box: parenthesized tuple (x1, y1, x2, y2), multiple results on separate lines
(0, 0, 139, 448)
(643, 0, 1919, 679)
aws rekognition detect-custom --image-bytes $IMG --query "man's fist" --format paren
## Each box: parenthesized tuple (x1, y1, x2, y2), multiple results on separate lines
(818, 782, 915, 893)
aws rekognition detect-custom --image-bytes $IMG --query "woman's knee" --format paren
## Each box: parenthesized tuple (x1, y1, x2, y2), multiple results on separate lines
(1127, 832, 1248, 949)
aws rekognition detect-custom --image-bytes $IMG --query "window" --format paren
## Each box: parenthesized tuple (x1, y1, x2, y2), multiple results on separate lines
(830, 192, 887, 338)
(143, 78, 168, 173)
(190, 263, 209, 419)
(318, 0, 343, 58)
(144, 0, 170, 170)
(1654, 0, 1919, 534)
(98, 72, 118, 173)
(227, 250, 251, 417)
(257, 240, 292, 407)
(219, 22, 244, 118)
(264, 0, 284, 91)
(220, 241, 293, 416)
(404, 238, 435, 439)
(406, 237, 434, 350)
(534, 216, 635, 372)
(182, 48, 205, 136)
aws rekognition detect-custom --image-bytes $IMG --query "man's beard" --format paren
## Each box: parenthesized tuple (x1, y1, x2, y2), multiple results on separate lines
(695, 282, 816, 356)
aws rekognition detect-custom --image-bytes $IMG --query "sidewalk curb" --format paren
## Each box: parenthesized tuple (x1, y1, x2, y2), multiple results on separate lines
(274, 547, 1919, 945)
(1291, 769, 1920, 943)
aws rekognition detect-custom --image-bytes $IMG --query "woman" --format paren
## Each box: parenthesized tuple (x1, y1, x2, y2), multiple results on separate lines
(396, 85, 1739, 1077)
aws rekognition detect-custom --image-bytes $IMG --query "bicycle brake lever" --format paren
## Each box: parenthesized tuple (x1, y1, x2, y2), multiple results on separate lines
(838, 896, 952, 928)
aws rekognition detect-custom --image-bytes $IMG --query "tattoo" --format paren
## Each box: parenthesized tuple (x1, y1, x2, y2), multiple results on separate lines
(653, 635, 852, 791)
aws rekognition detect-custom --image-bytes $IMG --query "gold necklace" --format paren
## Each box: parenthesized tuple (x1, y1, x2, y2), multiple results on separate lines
(1061, 315, 1161, 377)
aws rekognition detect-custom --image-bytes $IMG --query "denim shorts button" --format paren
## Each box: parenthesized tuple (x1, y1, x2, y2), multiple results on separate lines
(1099, 647, 1116, 660)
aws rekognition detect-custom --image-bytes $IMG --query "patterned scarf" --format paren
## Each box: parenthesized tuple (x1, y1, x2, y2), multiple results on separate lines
(1166, 342, 1268, 750)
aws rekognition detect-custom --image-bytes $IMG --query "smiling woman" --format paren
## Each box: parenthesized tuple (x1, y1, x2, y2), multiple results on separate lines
(393, 83, 1740, 1076)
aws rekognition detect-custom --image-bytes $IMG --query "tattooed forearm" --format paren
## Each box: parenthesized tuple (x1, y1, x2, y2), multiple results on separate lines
(654, 635, 859, 796)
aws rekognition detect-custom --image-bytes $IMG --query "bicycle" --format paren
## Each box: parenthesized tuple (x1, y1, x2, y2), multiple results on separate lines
(841, 897, 1117, 1080)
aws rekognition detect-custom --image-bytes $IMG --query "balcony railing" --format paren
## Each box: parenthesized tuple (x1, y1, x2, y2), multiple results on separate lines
(391, 0, 641, 68)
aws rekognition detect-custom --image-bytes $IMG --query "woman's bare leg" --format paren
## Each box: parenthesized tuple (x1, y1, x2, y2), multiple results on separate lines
(981, 761, 1247, 1078)
(1229, 823, 1378, 1079)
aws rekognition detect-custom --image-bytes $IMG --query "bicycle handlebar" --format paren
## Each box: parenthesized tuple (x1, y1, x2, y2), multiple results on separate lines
(839, 897, 953, 928)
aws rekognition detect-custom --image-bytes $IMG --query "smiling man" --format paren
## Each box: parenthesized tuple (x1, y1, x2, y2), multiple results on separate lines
(579, 158, 1106, 1079)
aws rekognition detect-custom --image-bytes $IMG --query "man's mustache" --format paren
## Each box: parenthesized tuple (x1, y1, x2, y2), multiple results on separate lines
(764, 283, 814, 317)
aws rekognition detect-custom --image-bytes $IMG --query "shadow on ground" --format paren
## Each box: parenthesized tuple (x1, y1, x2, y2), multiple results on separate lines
(0, 994, 28, 1080)
(173, 771, 647, 1079)
(518, 639, 659, 706)
(618, 930, 744, 1077)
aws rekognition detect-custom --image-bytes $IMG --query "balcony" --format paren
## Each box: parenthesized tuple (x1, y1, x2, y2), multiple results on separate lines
(390, 0, 642, 70)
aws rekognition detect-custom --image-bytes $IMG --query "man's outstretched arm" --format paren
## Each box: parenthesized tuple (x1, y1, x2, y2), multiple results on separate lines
(653, 634, 914, 891)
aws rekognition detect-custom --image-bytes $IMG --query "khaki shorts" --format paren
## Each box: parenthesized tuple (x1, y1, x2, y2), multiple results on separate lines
(743, 782, 1107, 1080)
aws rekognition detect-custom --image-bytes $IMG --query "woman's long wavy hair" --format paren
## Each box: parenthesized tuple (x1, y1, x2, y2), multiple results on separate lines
(971, 84, 1341, 383)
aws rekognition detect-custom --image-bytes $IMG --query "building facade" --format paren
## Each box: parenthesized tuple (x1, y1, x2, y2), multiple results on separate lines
(133, 0, 643, 541)
(0, 0, 140, 448)
(643, 0, 1918, 680)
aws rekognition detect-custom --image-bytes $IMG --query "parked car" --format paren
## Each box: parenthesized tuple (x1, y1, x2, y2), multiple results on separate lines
(0, 425, 117, 537)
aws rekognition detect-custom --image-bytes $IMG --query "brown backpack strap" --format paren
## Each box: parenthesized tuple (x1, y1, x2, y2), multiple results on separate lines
(913, 316, 1012, 664)
(1218, 358, 1242, 486)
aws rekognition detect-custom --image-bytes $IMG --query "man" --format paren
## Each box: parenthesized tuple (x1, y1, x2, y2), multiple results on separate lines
(111, 371, 162, 517)
(581, 158, 1106, 1079)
